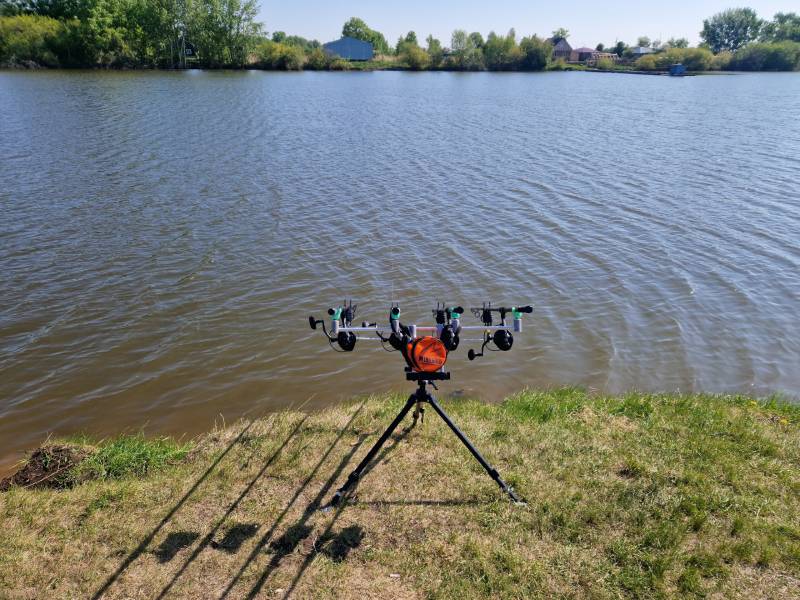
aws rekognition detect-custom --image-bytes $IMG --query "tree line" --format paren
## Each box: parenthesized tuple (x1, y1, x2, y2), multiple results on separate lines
(1, 2, 798, 71)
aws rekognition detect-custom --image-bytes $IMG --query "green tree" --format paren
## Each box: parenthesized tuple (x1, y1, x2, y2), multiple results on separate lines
(613, 41, 626, 56)
(595, 43, 604, 51)
(449, 28, 483, 70)
(729, 40, 800, 70)
(551, 27, 568, 40)
(636, 36, 650, 47)
(667, 37, 689, 48)
(760, 12, 800, 42)
(701, 8, 762, 53)
(341, 16, 388, 54)
(468, 31, 483, 49)
(425, 33, 442, 67)
(400, 43, 429, 70)
(483, 28, 519, 70)
(271, 30, 285, 42)
(519, 34, 549, 70)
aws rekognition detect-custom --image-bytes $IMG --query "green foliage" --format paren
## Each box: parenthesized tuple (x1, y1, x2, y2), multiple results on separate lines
(253, 38, 304, 70)
(635, 46, 714, 71)
(0, 14, 67, 65)
(467, 31, 483, 49)
(636, 36, 650, 48)
(635, 54, 657, 70)
(400, 42, 429, 70)
(594, 56, 616, 70)
(613, 40, 626, 56)
(425, 33, 442, 67)
(668, 37, 689, 48)
(711, 50, 733, 70)
(341, 16, 388, 54)
(518, 34, 549, 70)
(701, 7, 762, 53)
(760, 12, 800, 42)
(729, 40, 800, 71)
(304, 46, 328, 70)
(482, 29, 520, 70)
(551, 27, 568, 40)
(447, 28, 484, 70)
(75, 433, 190, 480)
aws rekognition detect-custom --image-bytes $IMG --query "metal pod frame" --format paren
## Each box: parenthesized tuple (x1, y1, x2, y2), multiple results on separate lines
(308, 301, 533, 362)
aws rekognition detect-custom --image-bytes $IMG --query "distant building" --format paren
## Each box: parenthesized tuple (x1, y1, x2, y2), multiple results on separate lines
(574, 47, 597, 62)
(323, 37, 374, 61)
(573, 47, 619, 63)
(629, 46, 654, 57)
(548, 37, 574, 61)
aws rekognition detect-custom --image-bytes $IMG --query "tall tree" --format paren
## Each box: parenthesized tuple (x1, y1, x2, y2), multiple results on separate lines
(551, 27, 568, 40)
(426, 33, 442, 67)
(636, 36, 650, 47)
(760, 12, 800, 42)
(701, 8, 762, 53)
(341, 16, 388, 54)
(667, 37, 689, 48)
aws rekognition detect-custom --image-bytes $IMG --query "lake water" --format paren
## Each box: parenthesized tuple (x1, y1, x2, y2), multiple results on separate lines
(1, 70, 799, 473)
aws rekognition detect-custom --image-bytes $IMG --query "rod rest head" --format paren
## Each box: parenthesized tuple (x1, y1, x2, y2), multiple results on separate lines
(406, 371, 450, 381)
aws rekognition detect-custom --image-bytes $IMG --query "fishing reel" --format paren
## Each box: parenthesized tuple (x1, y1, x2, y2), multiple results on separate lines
(433, 302, 463, 351)
(466, 303, 533, 361)
(308, 300, 358, 351)
(309, 300, 532, 366)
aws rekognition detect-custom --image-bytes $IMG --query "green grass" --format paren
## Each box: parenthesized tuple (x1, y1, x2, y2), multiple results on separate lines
(73, 434, 192, 481)
(0, 390, 798, 598)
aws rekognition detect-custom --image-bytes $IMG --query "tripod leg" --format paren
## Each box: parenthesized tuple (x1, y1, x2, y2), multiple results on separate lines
(427, 396, 525, 505)
(327, 395, 416, 507)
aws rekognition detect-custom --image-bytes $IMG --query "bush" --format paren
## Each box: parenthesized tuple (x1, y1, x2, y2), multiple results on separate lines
(401, 44, 430, 70)
(595, 57, 616, 70)
(635, 54, 658, 70)
(253, 40, 305, 70)
(729, 41, 800, 71)
(635, 47, 713, 71)
(0, 15, 67, 67)
(519, 35, 550, 70)
(305, 47, 329, 70)
(711, 51, 733, 70)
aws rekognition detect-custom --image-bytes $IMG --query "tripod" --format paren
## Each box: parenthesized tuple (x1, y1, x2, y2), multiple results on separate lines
(327, 371, 524, 507)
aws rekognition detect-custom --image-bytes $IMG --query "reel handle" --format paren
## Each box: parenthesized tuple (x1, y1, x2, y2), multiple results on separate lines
(513, 305, 533, 314)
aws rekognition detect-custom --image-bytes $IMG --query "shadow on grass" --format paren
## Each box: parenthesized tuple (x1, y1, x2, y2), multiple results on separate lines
(153, 531, 200, 563)
(90, 420, 257, 600)
(155, 415, 308, 599)
(351, 498, 495, 507)
(218, 400, 369, 599)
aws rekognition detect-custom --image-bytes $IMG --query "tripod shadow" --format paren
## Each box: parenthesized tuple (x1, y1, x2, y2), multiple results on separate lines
(90, 420, 257, 600)
(154, 415, 308, 599)
(219, 400, 368, 599)
(351, 498, 495, 507)
(246, 406, 420, 599)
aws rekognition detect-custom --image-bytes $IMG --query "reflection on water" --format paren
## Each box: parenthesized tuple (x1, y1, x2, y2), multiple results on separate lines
(1, 70, 799, 471)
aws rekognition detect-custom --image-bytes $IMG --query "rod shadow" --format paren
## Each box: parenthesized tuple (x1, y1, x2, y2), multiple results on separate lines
(90, 420, 257, 600)
(155, 415, 308, 599)
(245, 406, 417, 599)
(218, 400, 368, 599)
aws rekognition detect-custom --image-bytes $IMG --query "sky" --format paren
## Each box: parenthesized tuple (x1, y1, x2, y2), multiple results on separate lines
(259, 1, 793, 49)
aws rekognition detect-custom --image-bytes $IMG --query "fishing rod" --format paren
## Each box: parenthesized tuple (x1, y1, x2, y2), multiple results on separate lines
(308, 300, 533, 507)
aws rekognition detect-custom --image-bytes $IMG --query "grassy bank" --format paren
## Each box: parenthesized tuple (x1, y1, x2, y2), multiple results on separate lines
(1, 389, 799, 598)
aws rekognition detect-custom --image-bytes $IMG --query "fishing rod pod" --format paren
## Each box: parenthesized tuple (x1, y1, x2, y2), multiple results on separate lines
(310, 300, 532, 508)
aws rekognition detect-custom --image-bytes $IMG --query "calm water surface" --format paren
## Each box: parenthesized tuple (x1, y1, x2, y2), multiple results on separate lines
(1, 70, 799, 472)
